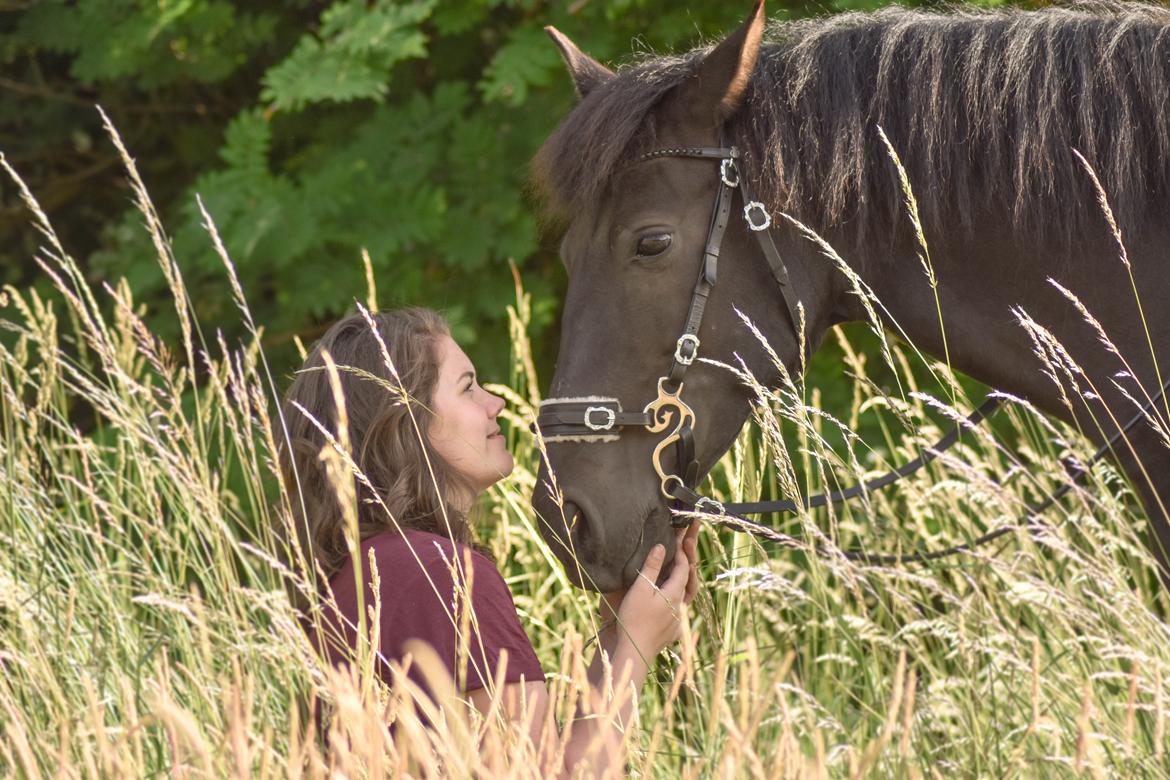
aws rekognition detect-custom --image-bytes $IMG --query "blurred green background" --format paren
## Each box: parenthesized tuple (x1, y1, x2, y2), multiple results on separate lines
(0, 0, 1019, 413)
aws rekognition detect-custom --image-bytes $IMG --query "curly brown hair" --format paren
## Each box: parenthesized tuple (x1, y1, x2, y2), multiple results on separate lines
(275, 307, 487, 612)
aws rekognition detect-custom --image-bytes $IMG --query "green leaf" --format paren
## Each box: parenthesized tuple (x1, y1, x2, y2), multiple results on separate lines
(431, 1, 489, 35)
(479, 27, 562, 106)
(219, 109, 271, 181)
(260, 0, 435, 111)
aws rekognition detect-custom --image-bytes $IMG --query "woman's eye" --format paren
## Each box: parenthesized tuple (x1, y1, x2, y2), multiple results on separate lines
(635, 233, 672, 258)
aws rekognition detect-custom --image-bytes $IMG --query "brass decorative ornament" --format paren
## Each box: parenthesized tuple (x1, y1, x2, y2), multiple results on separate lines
(644, 377, 695, 500)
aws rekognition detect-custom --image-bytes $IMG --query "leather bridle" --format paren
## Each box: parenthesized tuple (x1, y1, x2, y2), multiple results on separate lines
(534, 143, 1170, 565)
(536, 145, 801, 505)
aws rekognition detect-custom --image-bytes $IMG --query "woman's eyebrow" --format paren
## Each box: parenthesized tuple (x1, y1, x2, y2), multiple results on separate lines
(458, 370, 475, 384)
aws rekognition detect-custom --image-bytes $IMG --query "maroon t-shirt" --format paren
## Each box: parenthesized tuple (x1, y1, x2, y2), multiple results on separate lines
(306, 529, 544, 708)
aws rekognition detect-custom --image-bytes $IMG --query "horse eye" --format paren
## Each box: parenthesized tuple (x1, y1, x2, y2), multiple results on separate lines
(635, 233, 672, 257)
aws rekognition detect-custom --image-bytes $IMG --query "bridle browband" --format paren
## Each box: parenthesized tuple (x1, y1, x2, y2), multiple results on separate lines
(534, 143, 1170, 565)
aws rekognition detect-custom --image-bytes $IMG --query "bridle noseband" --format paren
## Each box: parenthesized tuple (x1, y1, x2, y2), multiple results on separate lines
(534, 142, 1170, 565)
(536, 144, 802, 508)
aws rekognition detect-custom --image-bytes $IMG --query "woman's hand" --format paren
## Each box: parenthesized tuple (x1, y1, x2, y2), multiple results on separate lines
(599, 522, 701, 658)
(600, 522, 701, 620)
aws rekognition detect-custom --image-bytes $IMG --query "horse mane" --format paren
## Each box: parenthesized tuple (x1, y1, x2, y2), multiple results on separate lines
(533, 2, 1170, 256)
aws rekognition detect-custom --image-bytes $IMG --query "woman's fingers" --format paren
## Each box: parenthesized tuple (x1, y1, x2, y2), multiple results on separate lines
(683, 537, 700, 604)
(663, 540, 690, 599)
(639, 543, 667, 583)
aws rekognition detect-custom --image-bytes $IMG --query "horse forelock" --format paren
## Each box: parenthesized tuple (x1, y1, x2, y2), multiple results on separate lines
(533, 2, 1170, 257)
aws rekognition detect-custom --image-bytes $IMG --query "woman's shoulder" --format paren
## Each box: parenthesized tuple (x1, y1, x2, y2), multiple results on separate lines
(359, 528, 494, 580)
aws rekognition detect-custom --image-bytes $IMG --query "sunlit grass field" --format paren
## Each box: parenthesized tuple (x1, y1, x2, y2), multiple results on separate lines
(3, 118, 1170, 778)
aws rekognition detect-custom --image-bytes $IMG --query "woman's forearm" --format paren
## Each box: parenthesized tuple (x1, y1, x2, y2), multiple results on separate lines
(585, 622, 620, 689)
(562, 633, 652, 778)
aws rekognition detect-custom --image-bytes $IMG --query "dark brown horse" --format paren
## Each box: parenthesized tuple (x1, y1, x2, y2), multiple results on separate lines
(530, 1, 1170, 592)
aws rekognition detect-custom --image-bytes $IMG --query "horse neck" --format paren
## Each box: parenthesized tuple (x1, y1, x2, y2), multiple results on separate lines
(850, 219, 1115, 417)
(853, 203, 1168, 433)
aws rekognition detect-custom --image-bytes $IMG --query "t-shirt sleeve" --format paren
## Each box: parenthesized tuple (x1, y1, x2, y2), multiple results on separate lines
(377, 538, 544, 695)
(454, 552, 545, 692)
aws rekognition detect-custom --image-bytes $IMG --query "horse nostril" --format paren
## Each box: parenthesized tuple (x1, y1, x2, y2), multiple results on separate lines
(563, 500, 601, 551)
(536, 497, 584, 540)
(562, 500, 583, 536)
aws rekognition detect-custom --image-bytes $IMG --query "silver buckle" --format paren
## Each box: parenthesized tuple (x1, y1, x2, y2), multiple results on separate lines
(720, 158, 739, 187)
(695, 497, 726, 515)
(583, 406, 616, 431)
(744, 201, 772, 231)
(674, 334, 700, 365)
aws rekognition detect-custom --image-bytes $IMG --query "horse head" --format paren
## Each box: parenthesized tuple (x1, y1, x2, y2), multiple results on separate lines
(530, 1, 854, 592)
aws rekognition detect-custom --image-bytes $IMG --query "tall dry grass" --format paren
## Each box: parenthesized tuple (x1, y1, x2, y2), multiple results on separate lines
(2, 117, 1170, 778)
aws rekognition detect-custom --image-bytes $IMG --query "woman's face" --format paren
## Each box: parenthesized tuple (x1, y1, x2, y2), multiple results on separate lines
(428, 334, 514, 497)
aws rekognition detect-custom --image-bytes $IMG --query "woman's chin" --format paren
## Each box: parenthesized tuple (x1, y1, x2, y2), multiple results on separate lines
(485, 454, 514, 486)
(498, 453, 515, 478)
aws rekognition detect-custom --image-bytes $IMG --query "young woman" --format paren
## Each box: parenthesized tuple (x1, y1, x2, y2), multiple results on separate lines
(279, 307, 700, 775)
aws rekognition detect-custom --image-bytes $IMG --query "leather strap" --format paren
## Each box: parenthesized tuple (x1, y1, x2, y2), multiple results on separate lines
(663, 395, 1000, 520)
(739, 173, 803, 348)
(682, 372, 1170, 564)
(539, 144, 808, 505)
(534, 396, 653, 438)
(667, 171, 735, 388)
(722, 395, 1002, 514)
(535, 411, 652, 428)
(634, 146, 735, 163)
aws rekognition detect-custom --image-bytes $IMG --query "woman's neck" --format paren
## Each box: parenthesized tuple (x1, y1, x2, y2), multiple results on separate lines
(450, 486, 480, 516)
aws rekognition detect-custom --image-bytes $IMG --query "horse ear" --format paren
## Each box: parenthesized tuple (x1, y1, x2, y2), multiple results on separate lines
(545, 26, 614, 99)
(685, 0, 766, 122)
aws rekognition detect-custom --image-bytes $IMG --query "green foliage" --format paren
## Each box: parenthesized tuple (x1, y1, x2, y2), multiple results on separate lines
(261, 0, 436, 110)
(1, 0, 1036, 393)
(479, 27, 563, 106)
(16, 0, 277, 87)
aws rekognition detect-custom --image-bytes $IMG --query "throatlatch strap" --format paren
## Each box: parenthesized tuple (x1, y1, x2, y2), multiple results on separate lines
(737, 173, 802, 346)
